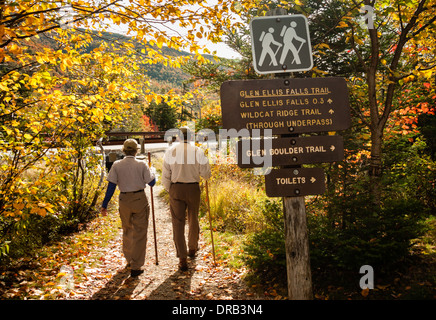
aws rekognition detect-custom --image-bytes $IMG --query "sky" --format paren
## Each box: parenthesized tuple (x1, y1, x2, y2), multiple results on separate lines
(107, 22, 242, 59)
(59, 0, 244, 59)
(101, 0, 244, 60)
(198, 38, 242, 59)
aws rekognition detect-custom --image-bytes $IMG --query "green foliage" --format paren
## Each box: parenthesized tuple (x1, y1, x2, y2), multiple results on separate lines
(242, 199, 286, 283)
(196, 113, 222, 134)
(418, 114, 436, 161)
(307, 131, 434, 273)
(144, 101, 179, 131)
(308, 196, 426, 272)
(383, 135, 436, 213)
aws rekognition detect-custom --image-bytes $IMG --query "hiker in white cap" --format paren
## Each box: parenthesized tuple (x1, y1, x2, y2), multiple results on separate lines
(161, 127, 211, 271)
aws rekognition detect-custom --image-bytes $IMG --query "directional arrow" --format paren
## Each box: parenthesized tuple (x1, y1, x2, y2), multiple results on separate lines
(265, 168, 326, 197)
(330, 145, 335, 152)
(221, 77, 351, 135)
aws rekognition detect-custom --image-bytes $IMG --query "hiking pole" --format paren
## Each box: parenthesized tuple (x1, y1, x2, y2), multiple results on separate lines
(291, 42, 305, 64)
(205, 180, 216, 265)
(269, 45, 283, 66)
(148, 152, 159, 265)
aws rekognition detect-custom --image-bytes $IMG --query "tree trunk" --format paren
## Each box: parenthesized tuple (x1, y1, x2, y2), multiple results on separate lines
(363, 0, 430, 205)
(283, 196, 313, 300)
(369, 126, 384, 205)
(366, 8, 383, 205)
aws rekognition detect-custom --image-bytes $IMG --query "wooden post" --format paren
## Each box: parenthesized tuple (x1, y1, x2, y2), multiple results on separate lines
(283, 196, 313, 299)
(140, 137, 145, 154)
(148, 152, 159, 265)
(266, 8, 313, 300)
(205, 181, 216, 265)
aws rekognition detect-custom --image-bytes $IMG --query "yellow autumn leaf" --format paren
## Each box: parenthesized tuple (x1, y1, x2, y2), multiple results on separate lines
(337, 21, 348, 28)
(0, 82, 9, 91)
(13, 202, 25, 210)
(38, 202, 50, 208)
(4, 127, 13, 135)
(37, 208, 47, 217)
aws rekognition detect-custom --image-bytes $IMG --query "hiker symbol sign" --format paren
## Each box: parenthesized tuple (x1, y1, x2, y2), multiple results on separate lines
(250, 14, 313, 74)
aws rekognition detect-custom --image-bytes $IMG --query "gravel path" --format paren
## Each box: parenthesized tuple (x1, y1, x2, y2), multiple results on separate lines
(87, 153, 262, 300)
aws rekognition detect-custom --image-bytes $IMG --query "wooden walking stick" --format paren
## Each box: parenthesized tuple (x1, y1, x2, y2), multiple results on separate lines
(148, 152, 159, 265)
(205, 180, 216, 265)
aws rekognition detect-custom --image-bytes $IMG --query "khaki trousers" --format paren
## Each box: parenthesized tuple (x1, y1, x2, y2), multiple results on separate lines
(118, 190, 149, 270)
(169, 183, 201, 259)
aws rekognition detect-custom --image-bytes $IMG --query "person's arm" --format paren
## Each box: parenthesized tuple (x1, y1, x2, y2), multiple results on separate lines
(148, 178, 156, 187)
(101, 182, 117, 216)
(161, 151, 172, 191)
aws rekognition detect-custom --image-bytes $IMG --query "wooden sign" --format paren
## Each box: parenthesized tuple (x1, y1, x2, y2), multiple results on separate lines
(220, 77, 351, 134)
(237, 135, 344, 167)
(265, 168, 326, 197)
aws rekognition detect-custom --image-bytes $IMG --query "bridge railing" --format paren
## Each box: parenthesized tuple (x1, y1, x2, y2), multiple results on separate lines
(102, 131, 173, 146)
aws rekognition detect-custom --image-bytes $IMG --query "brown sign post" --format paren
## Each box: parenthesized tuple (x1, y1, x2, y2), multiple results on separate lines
(219, 9, 351, 300)
(237, 135, 344, 167)
(265, 168, 326, 197)
(221, 77, 351, 135)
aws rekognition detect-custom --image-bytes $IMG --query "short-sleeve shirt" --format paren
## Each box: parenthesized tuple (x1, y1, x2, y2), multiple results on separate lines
(107, 156, 155, 192)
(161, 142, 211, 191)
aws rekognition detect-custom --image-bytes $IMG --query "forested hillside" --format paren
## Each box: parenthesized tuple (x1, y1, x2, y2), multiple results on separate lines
(36, 29, 193, 89)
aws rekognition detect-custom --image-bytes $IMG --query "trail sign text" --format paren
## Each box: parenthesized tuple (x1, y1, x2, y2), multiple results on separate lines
(237, 135, 344, 167)
(221, 77, 351, 134)
(265, 168, 326, 197)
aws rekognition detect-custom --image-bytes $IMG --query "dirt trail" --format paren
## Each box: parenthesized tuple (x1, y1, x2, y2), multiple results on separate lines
(88, 154, 262, 300)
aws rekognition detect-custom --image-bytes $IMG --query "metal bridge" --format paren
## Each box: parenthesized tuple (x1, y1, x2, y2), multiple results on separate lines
(102, 131, 173, 146)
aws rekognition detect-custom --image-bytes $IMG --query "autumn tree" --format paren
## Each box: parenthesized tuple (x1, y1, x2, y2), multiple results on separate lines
(0, 0, 257, 258)
(335, 0, 436, 202)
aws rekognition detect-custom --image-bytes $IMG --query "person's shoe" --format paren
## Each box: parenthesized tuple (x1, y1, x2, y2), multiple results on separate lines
(188, 249, 196, 258)
(130, 269, 143, 277)
(179, 258, 188, 271)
